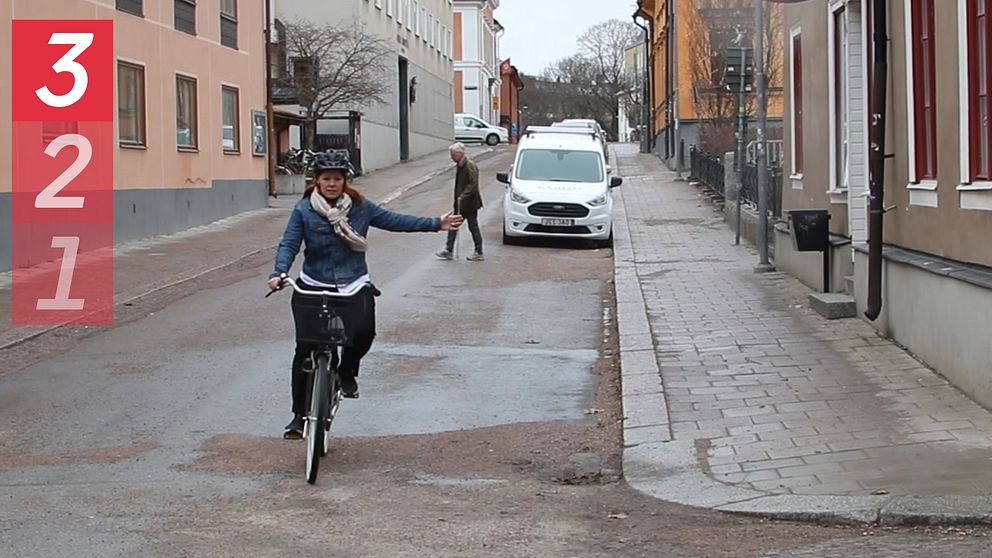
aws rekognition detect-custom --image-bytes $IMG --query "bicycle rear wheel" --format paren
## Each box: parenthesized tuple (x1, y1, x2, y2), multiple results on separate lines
(305, 354, 330, 484)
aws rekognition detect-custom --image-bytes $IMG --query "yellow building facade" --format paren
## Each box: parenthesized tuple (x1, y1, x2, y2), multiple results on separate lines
(635, 0, 785, 169)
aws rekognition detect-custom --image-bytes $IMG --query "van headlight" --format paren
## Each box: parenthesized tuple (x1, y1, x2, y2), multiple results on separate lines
(510, 189, 531, 204)
(588, 194, 609, 207)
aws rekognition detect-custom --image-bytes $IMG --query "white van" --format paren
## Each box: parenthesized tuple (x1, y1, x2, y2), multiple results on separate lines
(497, 127, 621, 248)
(455, 113, 509, 145)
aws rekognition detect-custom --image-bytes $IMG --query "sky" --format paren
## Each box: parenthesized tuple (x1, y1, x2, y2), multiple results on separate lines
(496, 0, 641, 76)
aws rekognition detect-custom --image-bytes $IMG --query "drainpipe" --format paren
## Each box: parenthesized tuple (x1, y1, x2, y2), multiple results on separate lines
(264, 0, 276, 197)
(865, 0, 888, 321)
(666, 0, 675, 160)
(633, 2, 651, 154)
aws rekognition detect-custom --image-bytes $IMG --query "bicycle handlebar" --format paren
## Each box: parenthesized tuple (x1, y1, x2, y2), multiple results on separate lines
(265, 273, 372, 298)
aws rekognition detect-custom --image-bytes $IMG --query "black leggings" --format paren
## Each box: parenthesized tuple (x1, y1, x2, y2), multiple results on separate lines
(290, 280, 376, 415)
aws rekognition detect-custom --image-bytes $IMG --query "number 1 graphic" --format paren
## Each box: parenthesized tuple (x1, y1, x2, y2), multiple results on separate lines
(36, 236, 85, 311)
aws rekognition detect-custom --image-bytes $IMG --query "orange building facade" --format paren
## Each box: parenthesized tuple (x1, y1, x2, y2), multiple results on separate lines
(635, 0, 785, 170)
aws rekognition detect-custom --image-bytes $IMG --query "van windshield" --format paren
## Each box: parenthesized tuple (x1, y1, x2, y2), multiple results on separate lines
(514, 149, 604, 183)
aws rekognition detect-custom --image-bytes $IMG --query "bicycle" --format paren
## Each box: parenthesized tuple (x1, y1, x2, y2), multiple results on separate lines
(267, 274, 371, 484)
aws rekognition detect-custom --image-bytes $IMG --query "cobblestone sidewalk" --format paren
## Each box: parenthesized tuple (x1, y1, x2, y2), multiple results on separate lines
(613, 144, 992, 523)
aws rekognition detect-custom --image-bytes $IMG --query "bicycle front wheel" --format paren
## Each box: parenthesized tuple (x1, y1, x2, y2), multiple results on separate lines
(305, 354, 330, 484)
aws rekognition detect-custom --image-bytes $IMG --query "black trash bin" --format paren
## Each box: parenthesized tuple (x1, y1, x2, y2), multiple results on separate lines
(788, 209, 830, 252)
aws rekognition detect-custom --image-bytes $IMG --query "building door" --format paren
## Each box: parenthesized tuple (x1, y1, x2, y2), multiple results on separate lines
(399, 57, 410, 161)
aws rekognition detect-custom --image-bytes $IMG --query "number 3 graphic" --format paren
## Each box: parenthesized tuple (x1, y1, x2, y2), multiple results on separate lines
(35, 32, 94, 108)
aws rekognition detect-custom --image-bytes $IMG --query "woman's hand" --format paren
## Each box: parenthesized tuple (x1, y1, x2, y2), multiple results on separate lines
(267, 276, 284, 291)
(440, 212, 465, 231)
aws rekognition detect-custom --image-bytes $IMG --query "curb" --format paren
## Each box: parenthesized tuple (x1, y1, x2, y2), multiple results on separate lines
(612, 151, 992, 526)
(0, 152, 490, 353)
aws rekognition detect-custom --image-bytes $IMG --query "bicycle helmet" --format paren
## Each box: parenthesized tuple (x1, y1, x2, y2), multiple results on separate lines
(311, 150, 353, 178)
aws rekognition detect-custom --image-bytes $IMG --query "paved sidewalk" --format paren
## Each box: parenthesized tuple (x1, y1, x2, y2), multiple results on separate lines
(0, 146, 495, 351)
(612, 144, 992, 525)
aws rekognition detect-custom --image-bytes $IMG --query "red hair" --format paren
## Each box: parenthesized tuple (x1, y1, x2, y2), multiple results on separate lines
(303, 170, 364, 204)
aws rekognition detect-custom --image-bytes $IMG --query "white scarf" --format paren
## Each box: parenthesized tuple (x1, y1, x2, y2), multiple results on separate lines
(309, 191, 369, 253)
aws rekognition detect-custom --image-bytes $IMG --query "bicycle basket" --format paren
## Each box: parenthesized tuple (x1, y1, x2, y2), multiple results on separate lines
(291, 291, 368, 347)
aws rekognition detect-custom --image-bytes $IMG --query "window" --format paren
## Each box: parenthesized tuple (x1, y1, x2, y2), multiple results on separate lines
(222, 86, 240, 152)
(374, 0, 382, 8)
(514, 149, 605, 183)
(398, 0, 404, 25)
(221, 0, 238, 49)
(969, 0, 992, 179)
(117, 0, 142, 16)
(118, 62, 146, 146)
(387, 0, 393, 17)
(429, 14, 435, 47)
(406, 0, 413, 29)
(790, 29, 803, 176)
(176, 75, 198, 149)
(414, 2, 420, 36)
(174, 0, 196, 35)
(911, 0, 938, 180)
(421, 8, 428, 40)
(831, 5, 849, 190)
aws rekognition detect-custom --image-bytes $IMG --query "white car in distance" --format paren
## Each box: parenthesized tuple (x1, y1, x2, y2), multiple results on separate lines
(454, 113, 509, 146)
(497, 126, 621, 248)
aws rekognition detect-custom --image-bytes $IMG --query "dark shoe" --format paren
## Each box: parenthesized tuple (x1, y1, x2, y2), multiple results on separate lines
(467, 252, 485, 262)
(340, 374, 359, 399)
(435, 249, 453, 260)
(283, 414, 304, 440)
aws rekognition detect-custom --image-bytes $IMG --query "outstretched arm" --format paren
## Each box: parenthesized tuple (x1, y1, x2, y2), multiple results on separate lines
(369, 202, 462, 232)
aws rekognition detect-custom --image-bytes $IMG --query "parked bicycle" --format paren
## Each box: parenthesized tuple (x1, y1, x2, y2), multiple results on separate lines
(266, 273, 371, 484)
(281, 147, 316, 176)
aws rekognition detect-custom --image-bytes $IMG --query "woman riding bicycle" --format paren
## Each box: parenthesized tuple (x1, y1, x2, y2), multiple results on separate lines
(267, 150, 463, 439)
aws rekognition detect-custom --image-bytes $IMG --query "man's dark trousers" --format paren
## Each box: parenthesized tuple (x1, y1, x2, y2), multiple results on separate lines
(446, 211, 482, 254)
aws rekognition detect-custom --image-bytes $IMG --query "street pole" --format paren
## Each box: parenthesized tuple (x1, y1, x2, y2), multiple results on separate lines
(754, 0, 775, 272)
(734, 46, 747, 246)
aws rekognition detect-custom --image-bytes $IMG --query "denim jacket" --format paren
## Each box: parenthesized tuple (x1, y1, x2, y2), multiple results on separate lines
(270, 197, 442, 285)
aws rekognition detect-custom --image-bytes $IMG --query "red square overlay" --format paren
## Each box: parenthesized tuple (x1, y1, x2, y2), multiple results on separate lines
(12, 20, 114, 122)
(12, 223, 114, 325)
(11, 120, 113, 225)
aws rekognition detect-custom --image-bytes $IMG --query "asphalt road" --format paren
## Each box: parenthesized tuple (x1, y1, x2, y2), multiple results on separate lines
(1, 148, 990, 557)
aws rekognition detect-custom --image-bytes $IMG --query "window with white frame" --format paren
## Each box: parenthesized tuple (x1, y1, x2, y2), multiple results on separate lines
(907, 0, 938, 181)
(829, 3, 850, 191)
(398, 0, 404, 25)
(374, 0, 382, 9)
(414, 2, 421, 36)
(967, 0, 991, 180)
(790, 27, 804, 177)
(387, 0, 393, 18)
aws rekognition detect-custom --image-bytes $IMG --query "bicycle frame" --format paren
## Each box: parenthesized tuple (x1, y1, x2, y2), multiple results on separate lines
(269, 274, 371, 483)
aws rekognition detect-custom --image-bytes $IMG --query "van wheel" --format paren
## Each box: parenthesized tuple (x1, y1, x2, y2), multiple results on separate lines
(502, 224, 519, 245)
(594, 231, 614, 249)
(486, 134, 500, 146)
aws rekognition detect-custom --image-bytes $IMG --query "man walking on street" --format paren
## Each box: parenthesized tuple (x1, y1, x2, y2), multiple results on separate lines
(436, 142, 484, 261)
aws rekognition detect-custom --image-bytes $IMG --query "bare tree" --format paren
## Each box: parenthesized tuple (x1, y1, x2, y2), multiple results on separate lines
(575, 19, 642, 140)
(276, 20, 391, 149)
(684, 0, 784, 155)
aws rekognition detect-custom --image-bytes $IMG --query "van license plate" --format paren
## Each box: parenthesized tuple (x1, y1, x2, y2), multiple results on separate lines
(541, 218, 574, 227)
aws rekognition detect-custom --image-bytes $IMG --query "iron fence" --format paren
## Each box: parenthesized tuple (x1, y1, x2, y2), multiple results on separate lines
(741, 163, 783, 217)
(689, 147, 726, 199)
